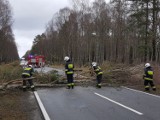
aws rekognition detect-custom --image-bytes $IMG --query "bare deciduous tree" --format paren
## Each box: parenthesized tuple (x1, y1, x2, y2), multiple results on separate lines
(0, 0, 19, 63)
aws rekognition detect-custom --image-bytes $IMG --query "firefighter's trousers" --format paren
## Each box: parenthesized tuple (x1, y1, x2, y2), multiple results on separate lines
(144, 80, 156, 91)
(96, 74, 102, 88)
(66, 74, 74, 88)
(22, 74, 35, 91)
(97, 74, 102, 84)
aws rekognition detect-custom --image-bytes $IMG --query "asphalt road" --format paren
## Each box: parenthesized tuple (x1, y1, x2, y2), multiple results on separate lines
(36, 86, 160, 120)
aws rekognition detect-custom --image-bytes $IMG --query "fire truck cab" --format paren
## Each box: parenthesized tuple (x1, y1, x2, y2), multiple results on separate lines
(27, 55, 45, 68)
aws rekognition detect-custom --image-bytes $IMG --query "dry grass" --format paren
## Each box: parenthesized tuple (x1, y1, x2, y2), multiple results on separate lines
(0, 61, 23, 84)
(50, 64, 64, 69)
(34, 70, 60, 84)
(51, 62, 160, 94)
(0, 89, 42, 120)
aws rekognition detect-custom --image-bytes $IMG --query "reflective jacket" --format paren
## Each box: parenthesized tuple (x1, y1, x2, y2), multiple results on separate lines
(65, 60, 74, 74)
(143, 67, 153, 80)
(22, 67, 34, 77)
(93, 66, 103, 75)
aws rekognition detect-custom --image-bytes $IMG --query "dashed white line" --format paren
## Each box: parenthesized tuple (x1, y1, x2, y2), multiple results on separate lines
(122, 86, 160, 99)
(34, 91, 51, 120)
(94, 92, 143, 115)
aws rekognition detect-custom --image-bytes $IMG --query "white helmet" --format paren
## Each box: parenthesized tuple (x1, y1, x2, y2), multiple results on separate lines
(92, 62, 97, 67)
(64, 56, 70, 61)
(28, 65, 32, 67)
(145, 63, 150, 68)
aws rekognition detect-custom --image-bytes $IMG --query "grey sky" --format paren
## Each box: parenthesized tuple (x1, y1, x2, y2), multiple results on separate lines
(9, 0, 70, 57)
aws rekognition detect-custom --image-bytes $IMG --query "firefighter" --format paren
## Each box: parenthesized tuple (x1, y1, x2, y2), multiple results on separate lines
(22, 64, 35, 91)
(64, 56, 74, 89)
(91, 62, 103, 88)
(143, 63, 156, 91)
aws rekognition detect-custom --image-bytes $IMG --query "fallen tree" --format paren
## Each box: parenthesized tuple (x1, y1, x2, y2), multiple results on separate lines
(0, 77, 36, 90)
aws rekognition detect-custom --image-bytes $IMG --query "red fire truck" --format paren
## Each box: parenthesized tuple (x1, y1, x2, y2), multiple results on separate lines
(27, 55, 45, 68)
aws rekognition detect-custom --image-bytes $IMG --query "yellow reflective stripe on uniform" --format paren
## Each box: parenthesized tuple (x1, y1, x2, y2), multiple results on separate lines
(148, 71, 153, 75)
(67, 71, 73, 74)
(144, 77, 153, 80)
(98, 72, 103, 75)
(67, 83, 72, 86)
(24, 68, 31, 71)
(22, 73, 30, 76)
(95, 69, 100, 71)
(68, 64, 73, 69)
(71, 83, 74, 85)
(145, 86, 149, 88)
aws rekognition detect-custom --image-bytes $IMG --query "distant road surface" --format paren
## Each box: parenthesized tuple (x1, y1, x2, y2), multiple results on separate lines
(36, 86, 160, 120)
(34, 66, 65, 76)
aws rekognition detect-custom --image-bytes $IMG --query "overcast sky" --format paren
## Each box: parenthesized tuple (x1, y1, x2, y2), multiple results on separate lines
(8, 0, 109, 58)
(8, 0, 70, 58)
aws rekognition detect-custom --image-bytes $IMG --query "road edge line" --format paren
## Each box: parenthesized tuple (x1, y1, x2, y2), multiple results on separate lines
(34, 91, 51, 120)
(94, 92, 143, 115)
(122, 86, 160, 98)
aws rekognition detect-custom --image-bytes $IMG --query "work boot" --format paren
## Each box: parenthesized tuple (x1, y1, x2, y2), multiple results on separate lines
(71, 83, 74, 89)
(145, 88, 150, 92)
(71, 85, 74, 89)
(31, 87, 35, 91)
(98, 85, 101, 88)
(96, 84, 101, 88)
(145, 86, 150, 92)
(152, 87, 156, 91)
(23, 88, 27, 92)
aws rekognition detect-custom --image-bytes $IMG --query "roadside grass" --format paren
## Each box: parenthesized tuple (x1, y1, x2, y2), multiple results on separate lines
(0, 89, 42, 120)
(100, 61, 131, 86)
(101, 62, 160, 95)
(0, 61, 23, 84)
(34, 70, 60, 84)
(50, 64, 64, 69)
(0, 61, 61, 86)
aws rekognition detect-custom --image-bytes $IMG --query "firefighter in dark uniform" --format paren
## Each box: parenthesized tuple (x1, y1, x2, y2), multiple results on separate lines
(91, 62, 103, 88)
(22, 65, 35, 91)
(64, 56, 74, 89)
(143, 63, 156, 91)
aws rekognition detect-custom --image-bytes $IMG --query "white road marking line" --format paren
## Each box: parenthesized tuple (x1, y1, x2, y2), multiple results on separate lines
(122, 86, 160, 99)
(94, 92, 143, 115)
(34, 91, 51, 120)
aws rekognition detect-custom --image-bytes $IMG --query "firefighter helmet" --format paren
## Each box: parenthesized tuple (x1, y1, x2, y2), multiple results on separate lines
(64, 56, 70, 61)
(145, 63, 150, 68)
(28, 65, 32, 67)
(92, 62, 97, 67)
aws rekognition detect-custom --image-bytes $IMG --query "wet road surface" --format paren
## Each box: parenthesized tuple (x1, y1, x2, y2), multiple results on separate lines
(34, 67, 65, 76)
(36, 86, 160, 120)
